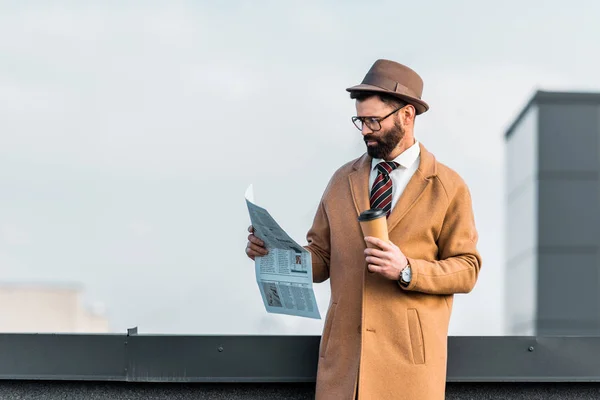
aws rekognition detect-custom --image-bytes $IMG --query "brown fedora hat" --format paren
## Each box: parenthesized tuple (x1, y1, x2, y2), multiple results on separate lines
(346, 59, 429, 115)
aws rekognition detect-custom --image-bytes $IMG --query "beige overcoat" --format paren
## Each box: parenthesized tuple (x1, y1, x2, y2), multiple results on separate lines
(304, 143, 482, 400)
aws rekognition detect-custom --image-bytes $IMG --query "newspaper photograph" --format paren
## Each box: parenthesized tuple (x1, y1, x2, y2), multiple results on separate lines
(245, 184, 321, 319)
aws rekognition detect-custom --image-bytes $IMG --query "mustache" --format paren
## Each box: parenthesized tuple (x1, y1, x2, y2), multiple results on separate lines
(363, 135, 380, 143)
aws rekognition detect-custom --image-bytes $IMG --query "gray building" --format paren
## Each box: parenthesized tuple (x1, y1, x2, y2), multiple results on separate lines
(505, 90, 600, 335)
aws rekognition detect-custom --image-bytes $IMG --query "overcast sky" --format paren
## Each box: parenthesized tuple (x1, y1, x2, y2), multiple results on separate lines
(1, 0, 599, 336)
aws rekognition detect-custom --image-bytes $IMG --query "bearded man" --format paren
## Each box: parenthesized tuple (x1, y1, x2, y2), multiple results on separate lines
(245, 59, 482, 400)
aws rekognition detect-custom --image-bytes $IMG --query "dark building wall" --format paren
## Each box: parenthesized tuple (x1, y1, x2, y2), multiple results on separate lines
(505, 91, 600, 336)
(536, 102, 600, 335)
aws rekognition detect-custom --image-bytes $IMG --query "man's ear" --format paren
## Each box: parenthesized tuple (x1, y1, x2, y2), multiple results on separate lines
(401, 104, 416, 125)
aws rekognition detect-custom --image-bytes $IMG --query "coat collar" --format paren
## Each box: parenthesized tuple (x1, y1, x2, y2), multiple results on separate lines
(348, 142, 437, 233)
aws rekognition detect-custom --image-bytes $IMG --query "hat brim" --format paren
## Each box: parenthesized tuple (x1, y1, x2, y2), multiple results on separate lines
(346, 84, 429, 115)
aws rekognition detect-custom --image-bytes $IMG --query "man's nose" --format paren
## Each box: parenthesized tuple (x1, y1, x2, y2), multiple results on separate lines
(361, 125, 374, 135)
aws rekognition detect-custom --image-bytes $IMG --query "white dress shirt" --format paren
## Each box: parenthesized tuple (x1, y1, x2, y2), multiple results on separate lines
(368, 140, 421, 211)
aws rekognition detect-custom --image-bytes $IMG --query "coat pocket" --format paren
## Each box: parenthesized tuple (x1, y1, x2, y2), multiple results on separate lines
(319, 302, 338, 359)
(407, 308, 425, 364)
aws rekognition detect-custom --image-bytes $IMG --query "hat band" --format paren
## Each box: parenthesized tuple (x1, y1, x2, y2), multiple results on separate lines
(361, 73, 419, 99)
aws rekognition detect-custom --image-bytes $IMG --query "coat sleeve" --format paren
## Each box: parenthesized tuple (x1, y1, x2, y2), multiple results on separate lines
(401, 181, 482, 295)
(304, 200, 331, 283)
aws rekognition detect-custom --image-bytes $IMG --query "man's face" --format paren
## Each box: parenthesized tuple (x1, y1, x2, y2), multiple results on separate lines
(355, 97, 405, 160)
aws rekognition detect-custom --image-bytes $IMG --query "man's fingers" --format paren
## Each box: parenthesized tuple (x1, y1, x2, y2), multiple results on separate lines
(364, 236, 392, 250)
(364, 247, 388, 259)
(365, 255, 385, 267)
(248, 234, 264, 247)
(246, 245, 265, 261)
(247, 242, 268, 255)
(367, 264, 382, 273)
(245, 224, 268, 261)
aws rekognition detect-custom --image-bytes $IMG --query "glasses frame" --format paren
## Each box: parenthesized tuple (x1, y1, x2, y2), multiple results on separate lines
(351, 105, 405, 132)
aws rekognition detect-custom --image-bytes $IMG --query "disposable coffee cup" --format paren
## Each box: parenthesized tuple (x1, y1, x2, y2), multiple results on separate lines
(357, 209, 389, 248)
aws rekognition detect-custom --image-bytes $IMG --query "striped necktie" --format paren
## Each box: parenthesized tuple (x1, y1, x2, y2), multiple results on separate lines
(370, 161, 400, 217)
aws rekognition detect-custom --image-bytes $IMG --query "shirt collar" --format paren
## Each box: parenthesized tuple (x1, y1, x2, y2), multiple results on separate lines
(371, 140, 421, 171)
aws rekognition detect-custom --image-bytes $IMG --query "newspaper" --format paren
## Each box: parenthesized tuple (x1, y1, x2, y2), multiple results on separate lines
(245, 184, 321, 319)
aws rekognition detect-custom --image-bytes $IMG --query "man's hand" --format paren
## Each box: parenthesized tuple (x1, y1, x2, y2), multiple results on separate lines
(246, 225, 269, 260)
(364, 236, 408, 280)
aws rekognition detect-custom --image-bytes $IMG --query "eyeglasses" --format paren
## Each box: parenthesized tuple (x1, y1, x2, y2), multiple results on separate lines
(351, 105, 405, 132)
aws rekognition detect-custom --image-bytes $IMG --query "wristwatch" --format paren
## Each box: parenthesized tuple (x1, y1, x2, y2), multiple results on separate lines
(399, 263, 412, 286)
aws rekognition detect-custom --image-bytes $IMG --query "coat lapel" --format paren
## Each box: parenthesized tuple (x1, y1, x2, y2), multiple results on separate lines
(348, 154, 372, 216)
(386, 142, 437, 233)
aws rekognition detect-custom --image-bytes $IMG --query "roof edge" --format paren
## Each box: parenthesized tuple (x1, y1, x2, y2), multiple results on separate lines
(505, 90, 600, 139)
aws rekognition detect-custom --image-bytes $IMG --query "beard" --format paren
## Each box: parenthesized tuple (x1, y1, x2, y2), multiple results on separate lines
(364, 120, 405, 159)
